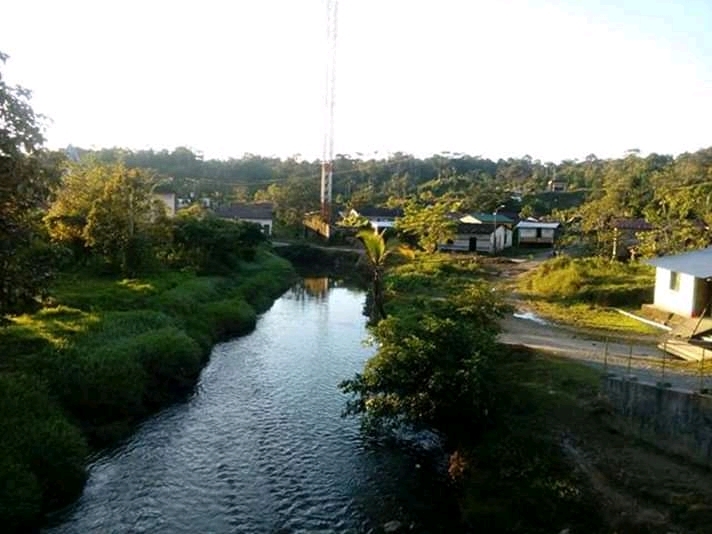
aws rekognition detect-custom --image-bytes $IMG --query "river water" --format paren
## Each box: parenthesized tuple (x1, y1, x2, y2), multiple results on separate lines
(45, 279, 461, 534)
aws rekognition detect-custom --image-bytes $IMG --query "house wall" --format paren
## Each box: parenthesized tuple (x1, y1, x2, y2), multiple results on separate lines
(492, 226, 511, 251)
(448, 237, 471, 252)
(443, 229, 510, 253)
(518, 227, 556, 245)
(367, 217, 396, 231)
(653, 268, 698, 317)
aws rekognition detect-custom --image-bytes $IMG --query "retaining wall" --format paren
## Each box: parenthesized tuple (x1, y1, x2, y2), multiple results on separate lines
(602, 376, 712, 466)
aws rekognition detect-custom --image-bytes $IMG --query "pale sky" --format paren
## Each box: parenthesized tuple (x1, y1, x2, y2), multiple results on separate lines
(3, 0, 711, 163)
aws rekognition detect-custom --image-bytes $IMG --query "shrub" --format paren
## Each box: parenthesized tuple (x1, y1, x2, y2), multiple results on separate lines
(202, 298, 257, 340)
(0, 373, 88, 528)
(341, 284, 502, 438)
(130, 327, 203, 408)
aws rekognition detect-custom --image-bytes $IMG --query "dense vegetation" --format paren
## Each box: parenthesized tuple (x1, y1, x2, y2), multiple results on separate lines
(0, 252, 295, 530)
(340, 252, 505, 440)
(339, 246, 614, 531)
(0, 53, 296, 531)
(74, 145, 712, 256)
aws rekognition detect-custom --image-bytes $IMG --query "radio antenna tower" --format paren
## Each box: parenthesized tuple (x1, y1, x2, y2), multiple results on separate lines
(320, 0, 338, 231)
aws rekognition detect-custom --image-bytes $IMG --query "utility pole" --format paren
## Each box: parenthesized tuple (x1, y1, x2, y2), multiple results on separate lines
(320, 0, 338, 236)
(493, 204, 505, 254)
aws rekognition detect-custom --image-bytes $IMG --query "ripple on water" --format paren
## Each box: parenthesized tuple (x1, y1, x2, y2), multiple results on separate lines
(45, 284, 462, 534)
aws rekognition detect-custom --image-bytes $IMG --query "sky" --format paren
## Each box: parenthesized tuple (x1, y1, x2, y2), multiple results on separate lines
(3, 0, 712, 163)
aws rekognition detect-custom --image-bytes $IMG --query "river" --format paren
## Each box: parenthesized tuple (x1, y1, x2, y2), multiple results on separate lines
(45, 278, 461, 534)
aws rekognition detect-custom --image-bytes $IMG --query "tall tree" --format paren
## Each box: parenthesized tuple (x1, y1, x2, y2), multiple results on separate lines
(0, 52, 61, 314)
(47, 162, 168, 275)
(396, 199, 459, 253)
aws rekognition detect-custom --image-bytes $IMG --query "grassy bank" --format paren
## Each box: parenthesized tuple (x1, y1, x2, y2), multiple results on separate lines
(469, 347, 712, 534)
(516, 256, 659, 335)
(0, 248, 296, 531)
(458, 346, 607, 533)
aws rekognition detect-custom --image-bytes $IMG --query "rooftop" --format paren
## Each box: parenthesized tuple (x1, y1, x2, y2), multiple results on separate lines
(214, 202, 273, 220)
(354, 206, 403, 218)
(461, 212, 515, 225)
(515, 221, 561, 229)
(646, 247, 712, 279)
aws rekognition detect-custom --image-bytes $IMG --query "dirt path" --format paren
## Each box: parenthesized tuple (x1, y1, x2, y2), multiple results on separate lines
(496, 256, 702, 391)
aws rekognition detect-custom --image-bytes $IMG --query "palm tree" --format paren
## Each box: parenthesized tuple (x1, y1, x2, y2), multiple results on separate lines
(357, 228, 394, 321)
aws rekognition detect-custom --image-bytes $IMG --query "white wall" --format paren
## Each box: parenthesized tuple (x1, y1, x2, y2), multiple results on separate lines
(653, 268, 697, 317)
(492, 226, 511, 251)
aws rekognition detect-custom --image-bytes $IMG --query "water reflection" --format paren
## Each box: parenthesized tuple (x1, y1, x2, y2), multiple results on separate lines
(45, 282, 460, 534)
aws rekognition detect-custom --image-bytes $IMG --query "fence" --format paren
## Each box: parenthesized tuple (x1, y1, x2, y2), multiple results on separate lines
(597, 334, 708, 394)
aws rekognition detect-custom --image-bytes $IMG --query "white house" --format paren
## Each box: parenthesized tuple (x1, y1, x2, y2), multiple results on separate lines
(646, 247, 712, 318)
(215, 202, 274, 235)
(456, 213, 513, 251)
(515, 220, 561, 246)
(347, 206, 403, 232)
(441, 222, 510, 253)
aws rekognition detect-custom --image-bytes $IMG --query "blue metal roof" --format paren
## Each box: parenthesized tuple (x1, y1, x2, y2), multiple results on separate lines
(646, 247, 712, 279)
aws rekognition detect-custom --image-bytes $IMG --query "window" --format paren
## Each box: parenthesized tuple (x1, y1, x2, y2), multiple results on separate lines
(669, 271, 680, 291)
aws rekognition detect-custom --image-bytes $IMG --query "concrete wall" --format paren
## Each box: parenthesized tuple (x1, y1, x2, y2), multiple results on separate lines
(653, 267, 697, 317)
(602, 376, 712, 466)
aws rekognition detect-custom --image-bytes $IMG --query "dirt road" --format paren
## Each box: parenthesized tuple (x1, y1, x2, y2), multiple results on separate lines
(496, 256, 703, 391)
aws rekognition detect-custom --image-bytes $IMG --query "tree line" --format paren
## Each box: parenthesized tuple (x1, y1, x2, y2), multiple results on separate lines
(0, 54, 266, 317)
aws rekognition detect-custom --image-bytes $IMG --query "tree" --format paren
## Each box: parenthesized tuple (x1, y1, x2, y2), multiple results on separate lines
(0, 52, 61, 314)
(340, 284, 503, 437)
(46, 162, 168, 275)
(171, 214, 266, 274)
(396, 199, 459, 253)
(357, 228, 393, 321)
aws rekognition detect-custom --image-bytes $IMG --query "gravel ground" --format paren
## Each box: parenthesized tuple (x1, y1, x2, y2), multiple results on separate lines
(499, 314, 707, 391)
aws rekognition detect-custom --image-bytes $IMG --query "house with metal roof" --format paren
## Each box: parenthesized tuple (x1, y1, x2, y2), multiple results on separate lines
(347, 206, 403, 232)
(214, 202, 274, 235)
(514, 219, 561, 246)
(646, 247, 712, 318)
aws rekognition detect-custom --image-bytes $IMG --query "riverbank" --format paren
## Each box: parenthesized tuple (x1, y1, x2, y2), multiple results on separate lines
(0, 248, 296, 532)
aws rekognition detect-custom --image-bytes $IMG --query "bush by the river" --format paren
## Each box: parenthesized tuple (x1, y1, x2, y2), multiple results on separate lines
(341, 253, 506, 440)
(0, 249, 296, 530)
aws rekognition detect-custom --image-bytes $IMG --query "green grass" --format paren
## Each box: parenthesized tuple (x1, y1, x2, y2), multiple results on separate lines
(0, 250, 296, 530)
(521, 301, 661, 335)
(519, 256, 654, 306)
(459, 346, 607, 533)
(515, 256, 658, 335)
(385, 252, 484, 297)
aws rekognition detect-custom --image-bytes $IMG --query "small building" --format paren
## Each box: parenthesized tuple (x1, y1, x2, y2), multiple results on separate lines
(458, 212, 513, 251)
(547, 179, 567, 192)
(348, 206, 403, 233)
(611, 217, 654, 259)
(215, 202, 274, 235)
(515, 220, 561, 246)
(646, 247, 712, 318)
(441, 222, 510, 254)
